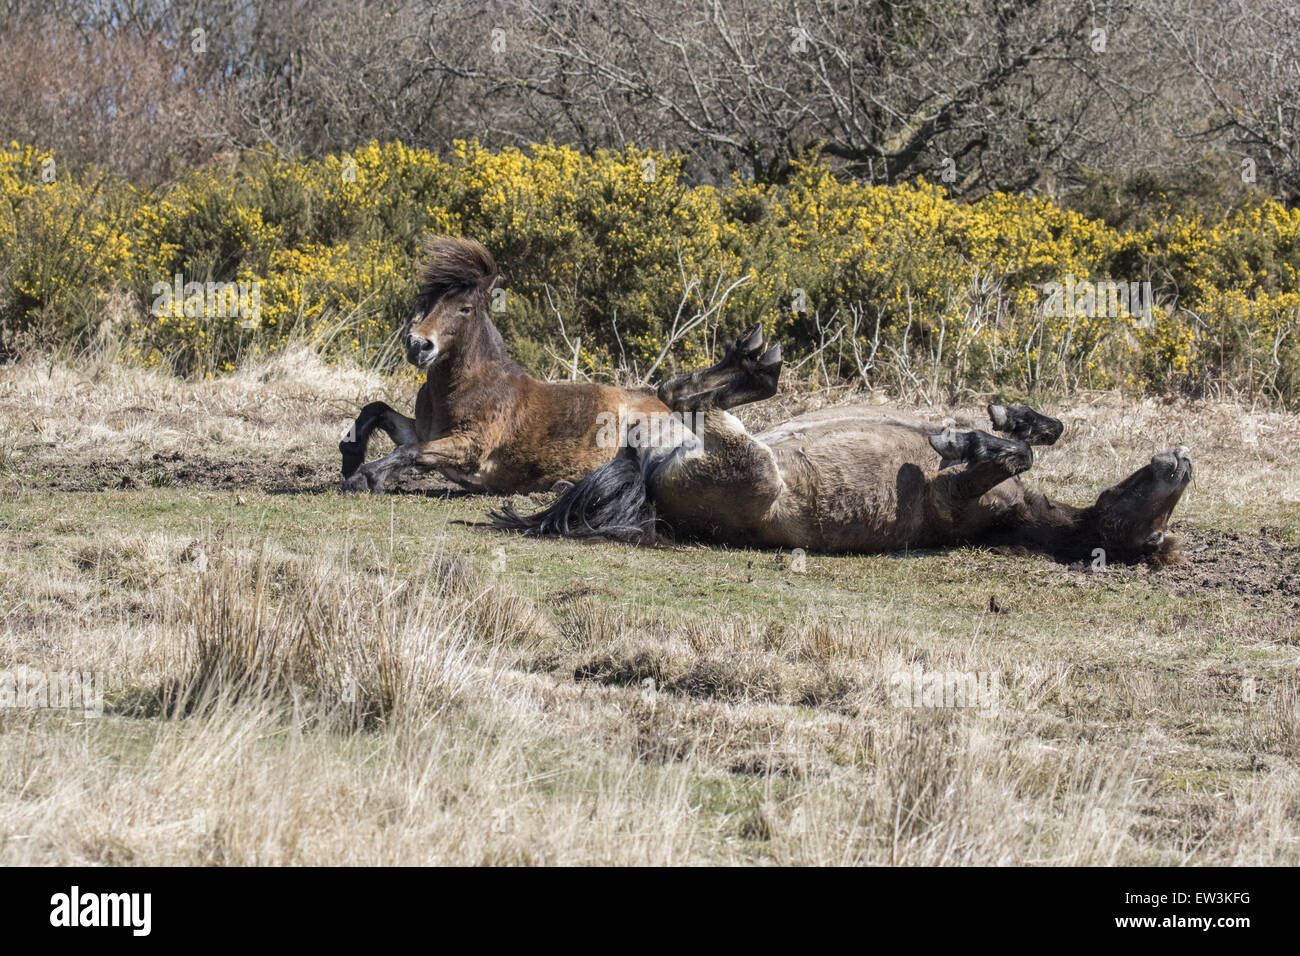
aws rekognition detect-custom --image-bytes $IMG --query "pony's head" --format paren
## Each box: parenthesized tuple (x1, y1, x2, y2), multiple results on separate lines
(405, 237, 500, 369)
(1087, 446, 1193, 559)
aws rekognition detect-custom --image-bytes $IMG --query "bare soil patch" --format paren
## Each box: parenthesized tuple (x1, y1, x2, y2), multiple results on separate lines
(1161, 528, 1300, 601)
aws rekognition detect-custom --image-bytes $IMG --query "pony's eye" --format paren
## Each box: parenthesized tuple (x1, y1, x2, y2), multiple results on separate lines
(459, 306, 471, 314)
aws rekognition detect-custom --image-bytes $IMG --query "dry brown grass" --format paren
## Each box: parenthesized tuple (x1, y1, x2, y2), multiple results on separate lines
(0, 350, 1297, 865)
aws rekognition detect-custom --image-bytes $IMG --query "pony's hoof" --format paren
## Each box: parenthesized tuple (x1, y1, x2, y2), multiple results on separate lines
(720, 325, 765, 370)
(736, 323, 764, 356)
(748, 342, 783, 398)
(342, 470, 379, 494)
(340, 441, 364, 478)
(987, 403, 1064, 446)
(929, 428, 968, 460)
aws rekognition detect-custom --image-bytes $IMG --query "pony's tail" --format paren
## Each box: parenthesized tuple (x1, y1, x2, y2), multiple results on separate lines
(490, 453, 657, 543)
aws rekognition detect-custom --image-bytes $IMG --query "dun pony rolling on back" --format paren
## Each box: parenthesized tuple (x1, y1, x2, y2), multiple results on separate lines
(494, 328, 1194, 563)
(340, 237, 667, 494)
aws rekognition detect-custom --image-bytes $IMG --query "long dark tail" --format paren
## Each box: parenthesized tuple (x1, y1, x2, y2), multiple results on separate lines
(489, 453, 657, 543)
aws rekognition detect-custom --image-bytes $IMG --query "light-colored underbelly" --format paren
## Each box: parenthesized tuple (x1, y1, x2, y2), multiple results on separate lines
(440, 456, 501, 491)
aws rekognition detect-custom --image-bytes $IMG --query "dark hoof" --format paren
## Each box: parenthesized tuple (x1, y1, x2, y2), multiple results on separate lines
(750, 342, 783, 397)
(340, 441, 364, 478)
(723, 324, 765, 369)
(736, 323, 764, 355)
(342, 470, 380, 494)
(970, 430, 1034, 472)
(929, 427, 969, 460)
(988, 403, 1064, 446)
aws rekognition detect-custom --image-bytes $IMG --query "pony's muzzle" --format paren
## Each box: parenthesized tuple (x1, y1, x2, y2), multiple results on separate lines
(1152, 446, 1193, 485)
(405, 333, 438, 367)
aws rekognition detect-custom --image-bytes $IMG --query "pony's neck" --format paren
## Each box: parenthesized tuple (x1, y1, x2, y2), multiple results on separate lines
(451, 312, 519, 373)
(427, 311, 522, 396)
(1004, 488, 1093, 557)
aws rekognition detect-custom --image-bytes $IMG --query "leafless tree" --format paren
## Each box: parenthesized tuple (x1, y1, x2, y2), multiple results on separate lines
(413, 0, 1161, 193)
(1, 0, 1297, 205)
(1146, 0, 1300, 202)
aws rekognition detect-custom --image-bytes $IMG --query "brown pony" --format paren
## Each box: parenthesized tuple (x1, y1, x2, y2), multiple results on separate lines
(341, 237, 669, 494)
(494, 328, 1193, 564)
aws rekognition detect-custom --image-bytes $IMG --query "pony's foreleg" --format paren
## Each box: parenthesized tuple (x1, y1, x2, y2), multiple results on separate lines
(343, 434, 480, 494)
(987, 403, 1064, 446)
(340, 402, 391, 478)
(339, 402, 418, 480)
(928, 429, 1034, 504)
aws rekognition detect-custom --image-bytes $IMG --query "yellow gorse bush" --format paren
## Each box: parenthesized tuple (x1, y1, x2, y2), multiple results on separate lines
(0, 139, 1297, 399)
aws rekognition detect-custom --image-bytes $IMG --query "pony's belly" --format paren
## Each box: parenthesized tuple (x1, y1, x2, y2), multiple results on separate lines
(764, 432, 938, 552)
(439, 450, 507, 491)
(439, 460, 503, 491)
(439, 468, 488, 490)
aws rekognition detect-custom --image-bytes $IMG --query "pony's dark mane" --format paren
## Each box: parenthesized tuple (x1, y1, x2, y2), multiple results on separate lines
(416, 236, 499, 308)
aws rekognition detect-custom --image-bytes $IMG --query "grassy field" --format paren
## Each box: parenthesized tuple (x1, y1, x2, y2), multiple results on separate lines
(0, 348, 1297, 865)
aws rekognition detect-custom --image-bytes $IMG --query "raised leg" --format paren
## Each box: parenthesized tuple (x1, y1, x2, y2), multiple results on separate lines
(674, 344, 782, 413)
(987, 403, 1064, 446)
(340, 402, 418, 481)
(657, 324, 782, 412)
(929, 428, 1034, 503)
(656, 324, 761, 406)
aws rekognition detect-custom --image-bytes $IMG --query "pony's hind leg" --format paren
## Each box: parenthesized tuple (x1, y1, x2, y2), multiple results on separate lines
(339, 402, 418, 480)
(657, 324, 776, 409)
(659, 323, 782, 414)
(650, 409, 786, 533)
(987, 403, 1064, 446)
